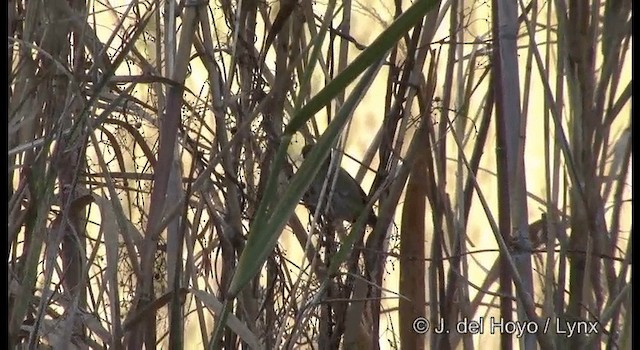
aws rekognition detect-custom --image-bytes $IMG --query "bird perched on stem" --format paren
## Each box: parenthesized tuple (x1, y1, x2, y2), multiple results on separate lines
(301, 144, 377, 228)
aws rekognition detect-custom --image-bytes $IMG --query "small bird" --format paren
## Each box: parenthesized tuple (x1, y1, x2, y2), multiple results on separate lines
(301, 144, 377, 228)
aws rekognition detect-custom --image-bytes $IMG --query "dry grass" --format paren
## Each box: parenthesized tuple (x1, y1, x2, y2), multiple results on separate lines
(8, 0, 631, 349)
